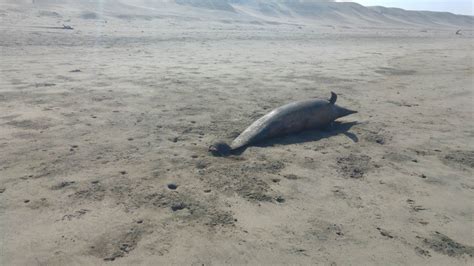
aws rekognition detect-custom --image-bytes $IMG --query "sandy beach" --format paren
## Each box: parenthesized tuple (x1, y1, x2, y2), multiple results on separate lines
(0, 1, 473, 265)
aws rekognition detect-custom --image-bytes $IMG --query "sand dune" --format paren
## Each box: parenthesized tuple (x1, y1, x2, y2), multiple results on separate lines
(2, 0, 473, 28)
(0, 0, 473, 265)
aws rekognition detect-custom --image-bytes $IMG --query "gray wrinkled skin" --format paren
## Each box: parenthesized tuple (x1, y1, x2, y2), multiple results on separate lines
(209, 92, 357, 156)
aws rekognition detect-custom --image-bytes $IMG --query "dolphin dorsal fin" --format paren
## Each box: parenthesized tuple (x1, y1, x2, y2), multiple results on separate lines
(329, 92, 337, 104)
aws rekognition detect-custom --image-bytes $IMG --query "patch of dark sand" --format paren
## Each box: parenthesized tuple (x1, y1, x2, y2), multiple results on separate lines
(306, 219, 345, 241)
(336, 154, 371, 178)
(375, 67, 416, 76)
(137, 191, 234, 227)
(363, 131, 388, 145)
(442, 150, 474, 169)
(423, 231, 474, 257)
(69, 182, 106, 202)
(51, 181, 76, 190)
(198, 158, 285, 202)
(89, 226, 146, 261)
(6, 119, 51, 130)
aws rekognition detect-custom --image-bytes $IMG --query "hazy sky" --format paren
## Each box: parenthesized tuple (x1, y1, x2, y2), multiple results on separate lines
(338, 0, 473, 15)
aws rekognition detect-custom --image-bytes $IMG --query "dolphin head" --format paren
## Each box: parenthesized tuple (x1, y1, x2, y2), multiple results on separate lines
(334, 105, 357, 119)
(209, 141, 231, 156)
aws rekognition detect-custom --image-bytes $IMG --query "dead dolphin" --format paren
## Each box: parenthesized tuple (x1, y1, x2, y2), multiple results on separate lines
(209, 92, 357, 156)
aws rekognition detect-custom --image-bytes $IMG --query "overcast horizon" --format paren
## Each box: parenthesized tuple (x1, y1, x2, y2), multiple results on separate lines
(337, 0, 473, 16)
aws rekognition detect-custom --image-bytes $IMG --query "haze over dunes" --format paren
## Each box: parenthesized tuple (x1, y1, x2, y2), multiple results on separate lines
(1, 0, 473, 265)
(1, 0, 473, 28)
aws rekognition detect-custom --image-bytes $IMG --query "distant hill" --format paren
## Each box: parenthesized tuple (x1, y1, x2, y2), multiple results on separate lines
(174, 0, 473, 28)
(2, 0, 473, 28)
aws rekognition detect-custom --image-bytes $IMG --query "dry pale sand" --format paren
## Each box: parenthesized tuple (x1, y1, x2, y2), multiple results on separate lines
(0, 1, 473, 265)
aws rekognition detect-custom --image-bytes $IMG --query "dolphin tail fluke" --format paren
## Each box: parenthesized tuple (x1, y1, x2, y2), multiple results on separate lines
(329, 91, 337, 104)
(336, 106, 357, 118)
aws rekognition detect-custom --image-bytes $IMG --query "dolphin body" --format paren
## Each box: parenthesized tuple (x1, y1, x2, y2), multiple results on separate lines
(209, 92, 357, 156)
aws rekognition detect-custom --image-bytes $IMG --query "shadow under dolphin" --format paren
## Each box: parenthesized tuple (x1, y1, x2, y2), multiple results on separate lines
(228, 121, 359, 156)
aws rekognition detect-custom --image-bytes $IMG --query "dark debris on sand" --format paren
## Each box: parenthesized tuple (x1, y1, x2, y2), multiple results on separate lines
(422, 231, 474, 257)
